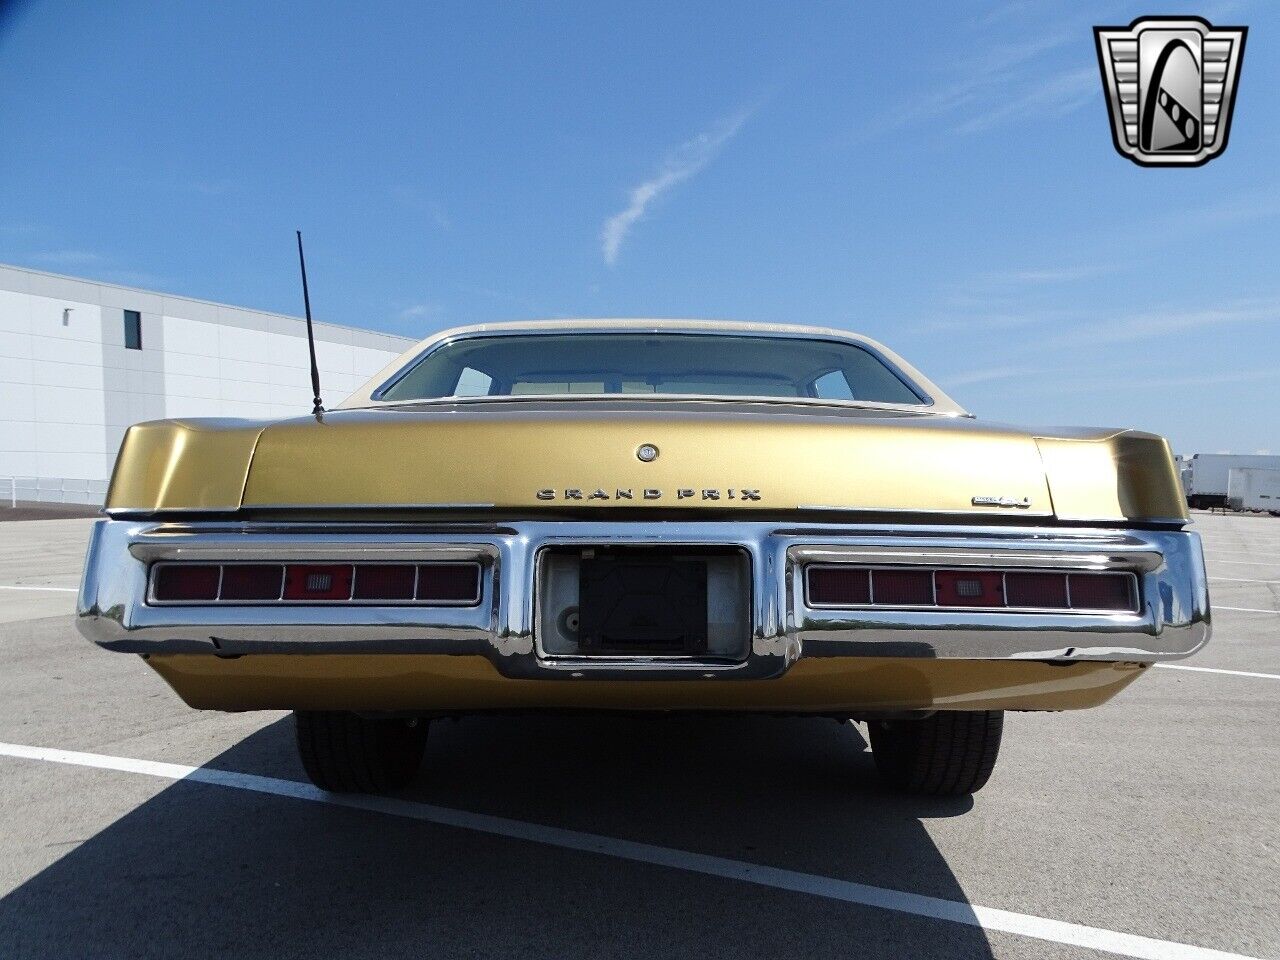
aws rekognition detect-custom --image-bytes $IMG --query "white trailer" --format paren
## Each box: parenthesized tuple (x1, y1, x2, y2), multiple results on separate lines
(1226, 468, 1280, 515)
(1183, 454, 1280, 509)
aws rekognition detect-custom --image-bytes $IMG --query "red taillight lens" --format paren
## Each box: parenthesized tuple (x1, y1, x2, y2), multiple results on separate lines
(152, 564, 220, 601)
(871, 569, 934, 605)
(804, 565, 1137, 613)
(219, 565, 285, 600)
(806, 567, 871, 606)
(284, 564, 353, 601)
(352, 564, 417, 600)
(1069, 573, 1137, 612)
(934, 570, 1004, 607)
(1004, 572, 1070, 609)
(416, 563, 481, 603)
(150, 561, 482, 604)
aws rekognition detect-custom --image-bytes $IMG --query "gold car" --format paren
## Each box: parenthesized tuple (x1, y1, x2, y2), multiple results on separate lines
(77, 320, 1210, 796)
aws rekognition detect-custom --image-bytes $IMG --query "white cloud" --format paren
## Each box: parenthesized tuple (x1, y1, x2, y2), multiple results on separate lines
(953, 66, 1097, 135)
(396, 303, 444, 324)
(943, 365, 1043, 387)
(857, 28, 1076, 141)
(1054, 299, 1280, 349)
(601, 108, 752, 266)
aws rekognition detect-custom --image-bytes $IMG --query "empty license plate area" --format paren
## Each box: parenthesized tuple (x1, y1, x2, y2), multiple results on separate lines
(537, 547, 752, 661)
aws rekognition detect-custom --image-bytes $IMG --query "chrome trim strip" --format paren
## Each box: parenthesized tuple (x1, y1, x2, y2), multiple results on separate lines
(77, 519, 1210, 679)
(791, 545, 1164, 572)
(797, 504, 1056, 518)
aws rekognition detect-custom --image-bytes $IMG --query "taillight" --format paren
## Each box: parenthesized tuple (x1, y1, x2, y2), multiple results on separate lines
(871, 569, 934, 605)
(353, 564, 416, 601)
(152, 564, 220, 601)
(1068, 572, 1137, 611)
(934, 570, 1004, 607)
(149, 561, 482, 605)
(416, 563, 482, 603)
(283, 564, 353, 601)
(806, 567, 870, 606)
(804, 565, 1138, 613)
(220, 565, 285, 600)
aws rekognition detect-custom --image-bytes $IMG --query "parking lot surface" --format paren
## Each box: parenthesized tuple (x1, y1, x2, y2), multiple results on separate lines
(0, 512, 1276, 960)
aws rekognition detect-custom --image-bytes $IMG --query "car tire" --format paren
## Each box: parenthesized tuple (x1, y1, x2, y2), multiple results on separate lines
(294, 710, 428, 793)
(868, 711, 1003, 796)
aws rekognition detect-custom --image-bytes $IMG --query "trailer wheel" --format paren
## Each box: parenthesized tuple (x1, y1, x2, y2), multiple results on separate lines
(295, 711, 428, 793)
(869, 711, 1003, 796)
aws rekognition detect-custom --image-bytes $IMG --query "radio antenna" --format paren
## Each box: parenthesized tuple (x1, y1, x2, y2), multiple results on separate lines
(295, 230, 325, 416)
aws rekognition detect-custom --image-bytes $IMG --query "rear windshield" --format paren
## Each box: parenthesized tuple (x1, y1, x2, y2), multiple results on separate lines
(376, 333, 927, 405)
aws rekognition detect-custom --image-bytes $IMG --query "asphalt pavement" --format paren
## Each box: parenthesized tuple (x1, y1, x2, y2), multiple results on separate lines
(0, 512, 1276, 960)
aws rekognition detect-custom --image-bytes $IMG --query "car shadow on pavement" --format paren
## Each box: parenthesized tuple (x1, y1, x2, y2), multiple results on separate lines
(0, 714, 997, 959)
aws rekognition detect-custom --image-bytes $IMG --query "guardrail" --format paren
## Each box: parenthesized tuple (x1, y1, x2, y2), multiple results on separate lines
(0, 477, 109, 508)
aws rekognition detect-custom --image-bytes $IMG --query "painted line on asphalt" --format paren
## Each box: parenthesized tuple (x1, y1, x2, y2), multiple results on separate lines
(1204, 559, 1280, 567)
(1208, 577, 1280, 584)
(1214, 606, 1279, 615)
(0, 742, 1263, 960)
(0, 584, 77, 593)
(1155, 663, 1280, 681)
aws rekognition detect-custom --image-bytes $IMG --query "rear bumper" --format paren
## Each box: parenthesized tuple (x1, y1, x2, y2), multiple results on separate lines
(77, 519, 1210, 680)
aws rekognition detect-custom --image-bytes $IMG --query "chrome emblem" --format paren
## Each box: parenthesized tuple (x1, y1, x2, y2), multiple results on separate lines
(636, 444, 659, 462)
(536, 488, 761, 502)
(972, 495, 1032, 509)
(1094, 16, 1246, 167)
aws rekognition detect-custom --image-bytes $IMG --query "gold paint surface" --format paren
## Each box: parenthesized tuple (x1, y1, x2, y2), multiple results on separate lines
(239, 408, 1055, 515)
(147, 654, 1147, 713)
(1035, 432, 1187, 522)
(107, 419, 265, 512)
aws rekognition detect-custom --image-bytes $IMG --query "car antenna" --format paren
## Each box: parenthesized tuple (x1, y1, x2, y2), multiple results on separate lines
(295, 230, 325, 417)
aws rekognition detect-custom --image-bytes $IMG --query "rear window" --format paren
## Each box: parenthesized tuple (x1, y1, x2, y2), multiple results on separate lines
(376, 333, 927, 405)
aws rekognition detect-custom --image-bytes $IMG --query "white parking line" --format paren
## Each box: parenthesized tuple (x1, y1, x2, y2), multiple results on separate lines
(1155, 663, 1280, 681)
(1208, 577, 1280, 584)
(0, 584, 77, 593)
(0, 742, 1264, 960)
(1204, 559, 1280, 567)
(1214, 606, 1279, 615)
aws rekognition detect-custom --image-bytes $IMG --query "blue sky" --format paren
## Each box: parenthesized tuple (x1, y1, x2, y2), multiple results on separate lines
(1, 0, 1275, 454)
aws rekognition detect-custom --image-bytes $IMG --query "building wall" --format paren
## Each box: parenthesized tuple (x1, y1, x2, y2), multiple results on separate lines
(0, 263, 415, 504)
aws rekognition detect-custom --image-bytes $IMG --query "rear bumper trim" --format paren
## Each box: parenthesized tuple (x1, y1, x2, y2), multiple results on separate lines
(77, 519, 1211, 680)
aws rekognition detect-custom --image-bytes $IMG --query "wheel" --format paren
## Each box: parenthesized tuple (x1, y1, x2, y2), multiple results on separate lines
(294, 710, 428, 793)
(868, 711, 1003, 796)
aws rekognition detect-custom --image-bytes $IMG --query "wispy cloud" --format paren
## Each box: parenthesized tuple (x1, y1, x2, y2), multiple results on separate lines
(965, 365, 1280, 400)
(953, 65, 1096, 135)
(1039, 299, 1280, 351)
(601, 108, 753, 266)
(396, 302, 445, 324)
(942, 364, 1044, 387)
(858, 28, 1076, 141)
(389, 187, 451, 230)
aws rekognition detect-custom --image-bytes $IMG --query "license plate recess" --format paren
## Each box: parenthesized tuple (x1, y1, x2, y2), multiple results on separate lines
(537, 547, 751, 661)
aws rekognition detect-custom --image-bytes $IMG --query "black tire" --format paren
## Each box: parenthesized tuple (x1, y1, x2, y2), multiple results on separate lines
(294, 710, 428, 793)
(868, 711, 1003, 796)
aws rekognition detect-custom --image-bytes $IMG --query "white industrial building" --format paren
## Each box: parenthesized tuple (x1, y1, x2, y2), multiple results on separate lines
(0, 262, 415, 506)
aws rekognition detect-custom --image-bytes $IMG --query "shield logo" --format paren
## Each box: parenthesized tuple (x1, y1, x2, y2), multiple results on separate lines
(1094, 17, 1246, 166)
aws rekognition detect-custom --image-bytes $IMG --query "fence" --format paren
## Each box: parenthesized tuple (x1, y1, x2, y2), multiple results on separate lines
(0, 477, 110, 508)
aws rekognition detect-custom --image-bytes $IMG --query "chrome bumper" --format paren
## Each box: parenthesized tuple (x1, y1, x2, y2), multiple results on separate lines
(77, 519, 1210, 680)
